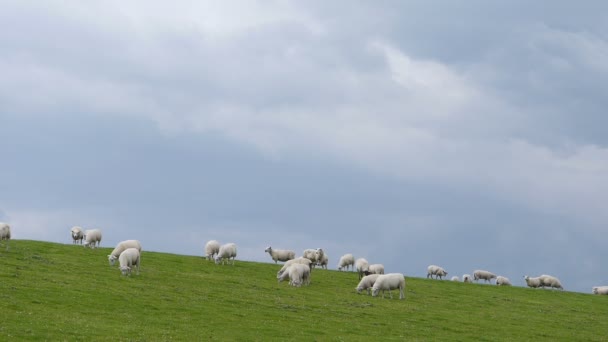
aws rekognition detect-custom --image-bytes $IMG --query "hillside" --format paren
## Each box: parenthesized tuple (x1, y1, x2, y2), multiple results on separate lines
(1, 240, 607, 341)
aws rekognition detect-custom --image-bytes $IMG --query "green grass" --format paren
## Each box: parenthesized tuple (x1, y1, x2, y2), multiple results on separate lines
(1, 240, 607, 341)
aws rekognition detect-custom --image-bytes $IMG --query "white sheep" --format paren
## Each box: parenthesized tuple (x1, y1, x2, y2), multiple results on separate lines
(70, 226, 83, 244)
(496, 276, 511, 286)
(317, 253, 328, 269)
(427, 265, 448, 280)
(277, 257, 312, 277)
(337, 253, 355, 271)
(592, 286, 608, 295)
(0, 222, 10, 249)
(204, 240, 220, 260)
(277, 263, 311, 287)
(539, 274, 563, 290)
(302, 248, 324, 268)
(118, 247, 140, 276)
(83, 229, 102, 248)
(366, 264, 385, 275)
(462, 274, 473, 283)
(371, 273, 406, 299)
(264, 246, 295, 264)
(355, 258, 370, 280)
(473, 269, 497, 283)
(215, 243, 237, 265)
(108, 240, 142, 266)
(524, 275, 542, 288)
(356, 274, 381, 295)
(451, 276, 460, 282)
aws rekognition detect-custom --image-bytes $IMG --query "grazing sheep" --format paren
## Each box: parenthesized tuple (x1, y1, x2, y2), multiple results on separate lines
(496, 276, 512, 286)
(462, 274, 473, 283)
(427, 265, 448, 280)
(592, 286, 608, 295)
(0, 222, 10, 249)
(205, 240, 220, 260)
(539, 274, 563, 290)
(108, 240, 142, 266)
(473, 270, 497, 283)
(277, 263, 311, 287)
(356, 274, 381, 295)
(83, 229, 102, 248)
(264, 246, 295, 264)
(118, 248, 140, 276)
(337, 253, 355, 271)
(524, 275, 542, 288)
(371, 273, 406, 299)
(451, 276, 460, 282)
(317, 253, 328, 269)
(277, 257, 312, 277)
(70, 226, 84, 244)
(355, 258, 370, 280)
(366, 264, 385, 275)
(215, 243, 237, 265)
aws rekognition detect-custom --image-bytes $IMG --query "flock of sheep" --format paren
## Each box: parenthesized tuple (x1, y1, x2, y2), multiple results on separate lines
(1, 222, 607, 296)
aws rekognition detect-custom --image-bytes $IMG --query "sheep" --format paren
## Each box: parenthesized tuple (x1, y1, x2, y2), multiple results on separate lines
(83, 229, 102, 248)
(592, 286, 608, 295)
(473, 269, 497, 283)
(0, 222, 10, 250)
(365, 264, 385, 275)
(118, 248, 140, 276)
(539, 274, 563, 290)
(451, 276, 460, 282)
(317, 253, 328, 269)
(108, 240, 142, 266)
(371, 273, 406, 299)
(204, 240, 220, 260)
(70, 226, 84, 244)
(264, 246, 295, 264)
(524, 275, 542, 288)
(277, 257, 313, 277)
(277, 263, 311, 287)
(496, 276, 511, 286)
(427, 265, 448, 280)
(215, 243, 237, 265)
(337, 253, 355, 271)
(356, 274, 381, 295)
(462, 274, 473, 283)
(355, 258, 370, 280)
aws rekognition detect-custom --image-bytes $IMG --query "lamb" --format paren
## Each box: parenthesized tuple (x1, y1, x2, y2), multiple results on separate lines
(70, 226, 84, 244)
(371, 273, 406, 299)
(496, 276, 512, 286)
(204, 240, 220, 260)
(264, 246, 295, 264)
(473, 269, 497, 283)
(355, 258, 370, 280)
(462, 274, 473, 283)
(83, 229, 102, 248)
(0, 222, 10, 249)
(451, 276, 460, 282)
(108, 240, 142, 266)
(356, 274, 381, 295)
(539, 274, 563, 290)
(215, 243, 237, 265)
(317, 253, 328, 269)
(337, 253, 355, 271)
(118, 247, 140, 276)
(277, 257, 313, 277)
(524, 275, 542, 288)
(592, 286, 608, 295)
(365, 264, 385, 275)
(427, 265, 448, 280)
(277, 263, 311, 287)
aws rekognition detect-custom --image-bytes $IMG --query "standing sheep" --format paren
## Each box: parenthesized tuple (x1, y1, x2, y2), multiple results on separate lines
(355, 258, 370, 280)
(539, 274, 563, 290)
(277, 257, 312, 277)
(118, 248, 140, 276)
(317, 253, 329, 269)
(83, 229, 102, 248)
(524, 275, 543, 288)
(473, 270, 497, 283)
(337, 253, 355, 271)
(366, 264, 385, 275)
(356, 274, 381, 295)
(108, 240, 142, 266)
(302, 248, 324, 269)
(462, 274, 473, 283)
(215, 243, 237, 265)
(496, 276, 512, 286)
(592, 286, 608, 295)
(277, 263, 311, 287)
(427, 265, 448, 280)
(0, 222, 10, 250)
(70, 226, 84, 244)
(371, 273, 406, 299)
(264, 246, 295, 264)
(204, 240, 220, 260)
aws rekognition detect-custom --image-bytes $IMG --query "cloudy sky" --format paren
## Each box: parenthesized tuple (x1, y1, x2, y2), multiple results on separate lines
(2, 1, 607, 293)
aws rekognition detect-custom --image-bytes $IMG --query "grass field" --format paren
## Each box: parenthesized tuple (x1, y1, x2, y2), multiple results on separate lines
(1, 240, 607, 341)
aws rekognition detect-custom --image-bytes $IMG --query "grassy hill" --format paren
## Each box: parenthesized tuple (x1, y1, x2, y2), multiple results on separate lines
(1, 240, 607, 341)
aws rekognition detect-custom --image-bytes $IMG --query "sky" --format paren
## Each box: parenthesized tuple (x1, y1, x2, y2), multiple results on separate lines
(1, 1, 607, 293)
